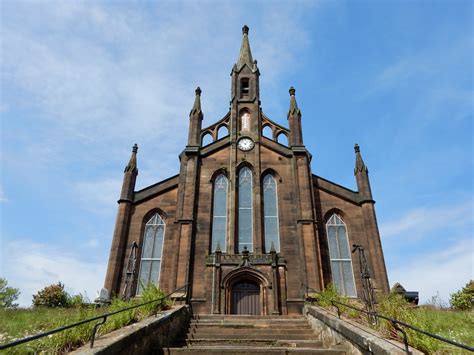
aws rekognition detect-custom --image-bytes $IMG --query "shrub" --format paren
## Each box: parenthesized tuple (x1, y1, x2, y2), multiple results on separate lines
(450, 280, 474, 310)
(0, 277, 20, 309)
(33, 282, 70, 308)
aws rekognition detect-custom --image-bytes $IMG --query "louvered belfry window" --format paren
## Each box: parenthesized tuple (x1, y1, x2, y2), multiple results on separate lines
(238, 167, 253, 252)
(326, 214, 357, 297)
(263, 175, 280, 253)
(137, 213, 165, 294)
(211, 174, 228, 252)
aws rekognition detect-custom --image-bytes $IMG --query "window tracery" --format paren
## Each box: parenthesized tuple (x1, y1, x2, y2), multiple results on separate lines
(326, 214, 356, 297)
(263, 175, 280, 253)
(238, 167, 253, 252)
(137, 213, 165, 294)
(211, 174, 228, 252)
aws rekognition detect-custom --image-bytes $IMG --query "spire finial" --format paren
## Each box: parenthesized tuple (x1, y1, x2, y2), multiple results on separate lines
(288, 86, 301, 118)
(190, 86, 202, 116)
(354, 143, 368, 175)
(236, 25, 254, 70)
(124, 143, 138, 173)
(215, 241, 222, 253)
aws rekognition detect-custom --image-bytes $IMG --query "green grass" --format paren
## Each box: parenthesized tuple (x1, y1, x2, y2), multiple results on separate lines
(310, 287, 474, 354)
(0, 285, 171, 354)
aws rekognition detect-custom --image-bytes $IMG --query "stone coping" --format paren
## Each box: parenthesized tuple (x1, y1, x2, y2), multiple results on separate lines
(303, 305, 423, 355)
(70, 305, 190, 354)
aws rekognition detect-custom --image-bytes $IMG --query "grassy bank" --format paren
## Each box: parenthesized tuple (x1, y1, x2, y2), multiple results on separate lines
(311, 289, 474, 354)
(0, 285, 170, 354)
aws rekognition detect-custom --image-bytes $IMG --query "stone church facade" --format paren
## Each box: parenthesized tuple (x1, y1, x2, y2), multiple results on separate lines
(104, 26, 389, 315)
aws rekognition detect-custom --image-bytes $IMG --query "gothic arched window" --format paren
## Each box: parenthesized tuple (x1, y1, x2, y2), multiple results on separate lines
(238, 167, 253, 252)
(326, 214, 356, 297)
(137, 213, 165, 294)
(211, 174, 228, 252)
(263, 175, 280, 253)
(241, 111, 251, 132)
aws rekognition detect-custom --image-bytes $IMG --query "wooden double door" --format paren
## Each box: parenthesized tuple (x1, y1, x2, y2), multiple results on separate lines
(231, 281, 260, 315)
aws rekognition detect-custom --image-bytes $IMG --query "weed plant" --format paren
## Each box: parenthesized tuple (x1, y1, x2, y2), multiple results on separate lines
(0, 284, 170, 354)
(309, 288, 474, 354)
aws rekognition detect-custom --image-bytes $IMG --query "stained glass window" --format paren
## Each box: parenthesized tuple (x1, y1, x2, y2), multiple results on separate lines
(238, 167, 253, 252)
(211, 174, 228, 252)
(326, 214, 356, 297)
(137, 213, 165, 294)
(263, 175, 280, 253)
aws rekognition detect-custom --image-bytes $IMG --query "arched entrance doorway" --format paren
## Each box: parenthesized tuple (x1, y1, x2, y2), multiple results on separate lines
(231, 281, 260, 315)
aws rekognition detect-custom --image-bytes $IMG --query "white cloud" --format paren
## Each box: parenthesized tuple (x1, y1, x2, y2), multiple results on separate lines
(74, 178, 122, 214)
(389, 239, 474, 304)
(0, 185, 7, 202)
(1, 240, 106, 307)
(380, 200, 472, 239)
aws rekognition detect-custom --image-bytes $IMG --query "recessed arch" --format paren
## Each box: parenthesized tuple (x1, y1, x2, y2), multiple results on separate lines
(326, 212, 357, 297)
(221, 267, 271, 315)
(237, 166, 253, 252)
(137, 212, 166, 295)
(323, 208, 348, 224)
(262, 174, 280, 253)
(211, 174, 228, 253)
(210, 167, 229, 182)
(239, 108, 252, 132)
(276, 132, 288, 146)
(262, 125, 273, 140)
(217, 125, 229, 140)
(201, 132, 213, 146)
(261, 168, 282, 183)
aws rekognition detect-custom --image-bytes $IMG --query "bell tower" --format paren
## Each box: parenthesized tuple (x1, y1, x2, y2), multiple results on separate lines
(230, 25, 261, 141)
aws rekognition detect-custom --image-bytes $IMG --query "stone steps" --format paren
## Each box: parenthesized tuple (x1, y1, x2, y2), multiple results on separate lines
(165, 346, 345, 354)
(186, 338, 324, 347)
(166, 314, 346, 354)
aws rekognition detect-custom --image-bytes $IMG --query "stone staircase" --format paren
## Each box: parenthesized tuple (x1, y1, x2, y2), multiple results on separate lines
(165, 314, 346, 354)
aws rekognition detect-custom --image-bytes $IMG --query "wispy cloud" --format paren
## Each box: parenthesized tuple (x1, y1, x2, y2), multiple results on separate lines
(74, 178, 122, 215)
(389, 239, 473, 303)
(1, 240, 107, 307)
(380, 200, 472, 239)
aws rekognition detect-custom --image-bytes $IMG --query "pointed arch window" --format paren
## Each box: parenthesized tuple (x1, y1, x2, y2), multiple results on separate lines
(137, 213, 165, 294)
(241, 111, 251, 132)
(326, 214, 356, 297)
(263, 175, 280, 253)
(211, 174, 228, 252)
(238, 167, 253, 252)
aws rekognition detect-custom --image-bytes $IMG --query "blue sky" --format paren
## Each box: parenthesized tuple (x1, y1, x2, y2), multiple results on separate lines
(1, 0, 472, 307)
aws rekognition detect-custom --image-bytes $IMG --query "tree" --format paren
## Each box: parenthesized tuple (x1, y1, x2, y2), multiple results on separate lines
(450, 280, 474, 310)
(0, 278, 20, 309)
(33, 282, 70, 308)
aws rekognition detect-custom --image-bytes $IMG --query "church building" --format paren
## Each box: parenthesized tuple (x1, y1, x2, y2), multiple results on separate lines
(104, 26, 390, 315)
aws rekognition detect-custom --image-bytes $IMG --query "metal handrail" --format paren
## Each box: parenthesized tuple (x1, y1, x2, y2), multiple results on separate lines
(308, 292, 474, 353)
(0, 284, 189, 351)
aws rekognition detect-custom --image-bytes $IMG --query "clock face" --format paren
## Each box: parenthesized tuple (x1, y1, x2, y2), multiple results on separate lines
(238, 137, 254, 151)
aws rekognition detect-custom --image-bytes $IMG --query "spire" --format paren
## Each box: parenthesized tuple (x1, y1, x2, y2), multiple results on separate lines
(188, 87, 203, 146)
(354, 144, 368, 175)
(124, 144, 138, 174)
(190, 87, 202, 116)
(287, 87, 301, 118)
(236, 25, 254, 70)
(354, 144, 372, 200)
(287, 87, 303, 146)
